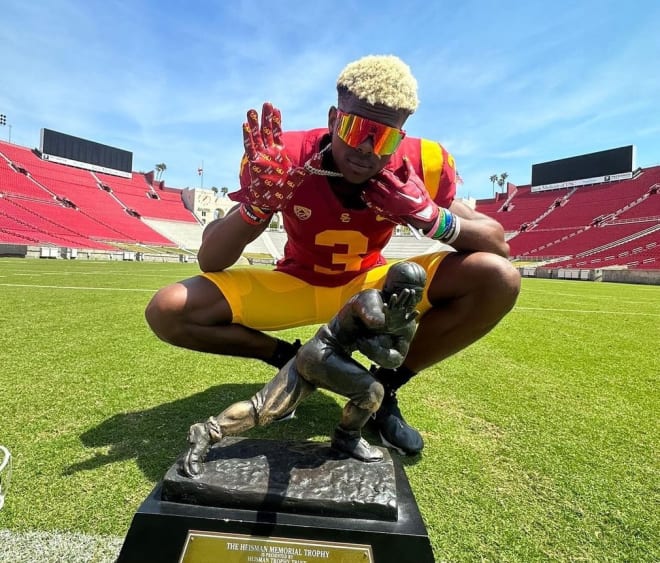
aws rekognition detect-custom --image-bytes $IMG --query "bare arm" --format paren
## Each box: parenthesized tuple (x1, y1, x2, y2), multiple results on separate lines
(445, 199, 510, 258)
(362, 161, 510, 258)
(197, 205, 269, 272)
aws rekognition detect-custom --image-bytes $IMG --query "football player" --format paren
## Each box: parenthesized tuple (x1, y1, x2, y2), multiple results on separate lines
(146, 55, 520, 456)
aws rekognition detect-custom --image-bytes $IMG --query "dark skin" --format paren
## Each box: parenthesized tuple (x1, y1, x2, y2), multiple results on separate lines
(145, 94, 520, 374)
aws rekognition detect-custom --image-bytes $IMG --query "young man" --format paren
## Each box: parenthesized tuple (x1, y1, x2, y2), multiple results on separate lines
(182, 261, 426, 478)
(146, 55, 520, 456)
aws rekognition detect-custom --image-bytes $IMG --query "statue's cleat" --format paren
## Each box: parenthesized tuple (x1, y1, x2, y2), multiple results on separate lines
(181, 422, 212, 478)
(331, 427, 383, 463)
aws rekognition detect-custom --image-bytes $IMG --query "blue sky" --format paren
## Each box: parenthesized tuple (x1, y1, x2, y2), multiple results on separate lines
(1, 0, 659, 200)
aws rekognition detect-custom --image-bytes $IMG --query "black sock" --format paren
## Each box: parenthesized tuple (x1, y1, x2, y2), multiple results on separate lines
(267, 338, 302, 369)
(372, 365, 417, 391)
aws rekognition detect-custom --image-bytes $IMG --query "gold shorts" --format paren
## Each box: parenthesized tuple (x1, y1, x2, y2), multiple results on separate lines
(201, 252, 450, 331)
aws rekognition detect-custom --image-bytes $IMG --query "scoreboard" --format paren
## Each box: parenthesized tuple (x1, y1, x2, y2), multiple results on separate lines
(531, 145, 635, 192)
(40, 128, 133, 178)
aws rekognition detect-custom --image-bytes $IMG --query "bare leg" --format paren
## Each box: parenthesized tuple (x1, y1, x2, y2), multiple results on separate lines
(145, 276, 281, 362)
(405, 252, 521, 371)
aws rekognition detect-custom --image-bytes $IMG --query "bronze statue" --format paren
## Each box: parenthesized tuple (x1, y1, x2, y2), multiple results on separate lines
(182, 261, 427, 478)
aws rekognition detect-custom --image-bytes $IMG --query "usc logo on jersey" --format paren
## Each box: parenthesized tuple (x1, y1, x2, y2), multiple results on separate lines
(294, 205, 312, 221)
(340, 213, 351, 223)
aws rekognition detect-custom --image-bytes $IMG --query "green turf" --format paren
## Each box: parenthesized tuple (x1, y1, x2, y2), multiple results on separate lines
(0, 259, 658, 561)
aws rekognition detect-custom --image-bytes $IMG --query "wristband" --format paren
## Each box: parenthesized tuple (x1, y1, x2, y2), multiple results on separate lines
(441, 215, 461, 245)
(428, 208, 453, 240)
(239, 203, 273, 226)
(427, 209, 461, 245)
(248, 204, 273, 221)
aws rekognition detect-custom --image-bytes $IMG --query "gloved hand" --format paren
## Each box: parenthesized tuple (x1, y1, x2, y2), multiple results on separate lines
(361, 157, 439, 230)
(229, 102, 307, 211)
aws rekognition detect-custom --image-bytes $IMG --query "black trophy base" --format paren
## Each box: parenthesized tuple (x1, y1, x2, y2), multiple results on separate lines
(117, 437, 434, 563)
(161, 436, 398, 521)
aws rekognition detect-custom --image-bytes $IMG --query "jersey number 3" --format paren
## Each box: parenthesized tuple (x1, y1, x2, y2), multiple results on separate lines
(313, 230, 369, 275)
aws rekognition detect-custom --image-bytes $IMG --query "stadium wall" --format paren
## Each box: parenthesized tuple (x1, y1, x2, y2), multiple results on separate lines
(0, 243, 27, 257)
(4, 244, 658, 284)
(2, 244, 192, 263)
(519, 265, 660, 286)
(601, 268, 660, 285)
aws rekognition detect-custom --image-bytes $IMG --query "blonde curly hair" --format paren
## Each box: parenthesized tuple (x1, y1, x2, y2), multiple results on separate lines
(336, 55, 419, 113)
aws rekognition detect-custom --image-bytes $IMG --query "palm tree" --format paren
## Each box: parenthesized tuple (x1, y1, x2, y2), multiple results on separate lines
(497, 172, 509, 192)
(211, 186, 219, 195)
(489, 174, 498, 196)
(155, 163, 167, 181)
(220, 187, 229, 198)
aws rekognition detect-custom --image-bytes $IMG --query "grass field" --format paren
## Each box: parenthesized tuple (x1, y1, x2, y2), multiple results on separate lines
(0, 258, 658, 562)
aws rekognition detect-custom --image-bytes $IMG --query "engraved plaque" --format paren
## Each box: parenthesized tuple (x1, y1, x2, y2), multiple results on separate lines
(180, 531, 373, 562)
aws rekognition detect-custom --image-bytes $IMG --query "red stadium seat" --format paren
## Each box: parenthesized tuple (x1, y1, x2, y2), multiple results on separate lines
(478, 166, 660, 270)
(0, 140, 199, 249)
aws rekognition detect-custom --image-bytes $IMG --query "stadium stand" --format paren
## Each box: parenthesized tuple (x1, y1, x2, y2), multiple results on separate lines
(142, 217, 203, 250)
(1, 136, 658, 273)
(0, 153, 54, 200)
(493, 186, 569, 231)
(478, 165, 660, 270)
(0, 196, 117, 248)
(0, 140, 202, 253)
(95, 171, 198, 223)
(470, 192, 508, 217)
(383, 235, 448, 258)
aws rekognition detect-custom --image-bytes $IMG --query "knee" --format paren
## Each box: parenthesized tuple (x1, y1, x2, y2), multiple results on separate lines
(355, 380, 385, 412)
(481, 253, 521, 310)
(144, 284, 187, 343)
(431, 252, 521, 317)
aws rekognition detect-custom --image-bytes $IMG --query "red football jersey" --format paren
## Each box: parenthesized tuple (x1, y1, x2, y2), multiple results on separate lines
(237, 129, 457, 287)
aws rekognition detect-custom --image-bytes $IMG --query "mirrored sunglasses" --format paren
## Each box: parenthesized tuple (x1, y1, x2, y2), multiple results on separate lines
(335, 111, 405, 156)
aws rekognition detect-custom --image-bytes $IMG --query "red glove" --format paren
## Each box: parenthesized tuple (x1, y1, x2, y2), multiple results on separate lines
(229, 103, 306, 212)
(362, 157, 439, 230)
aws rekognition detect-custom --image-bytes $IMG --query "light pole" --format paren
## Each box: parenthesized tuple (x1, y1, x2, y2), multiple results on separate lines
(198, 161, 204, 189)
(0, 114, 12, 143)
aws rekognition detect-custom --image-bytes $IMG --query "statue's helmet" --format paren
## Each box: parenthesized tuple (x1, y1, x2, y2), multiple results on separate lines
(382, 261, 427, 302)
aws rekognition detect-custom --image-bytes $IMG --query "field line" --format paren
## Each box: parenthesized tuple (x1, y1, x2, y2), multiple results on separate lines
(0, 283, 156, 292)
(3, 284, 658, 314)
(514, 306, 660, 316)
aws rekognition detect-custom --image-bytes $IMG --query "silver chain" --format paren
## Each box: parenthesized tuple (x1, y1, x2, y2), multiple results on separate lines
(303, 144, 343, 177)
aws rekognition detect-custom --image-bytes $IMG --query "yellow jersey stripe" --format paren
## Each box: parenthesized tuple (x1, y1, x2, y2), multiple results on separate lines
(420, 139, 443, 200)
